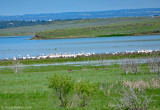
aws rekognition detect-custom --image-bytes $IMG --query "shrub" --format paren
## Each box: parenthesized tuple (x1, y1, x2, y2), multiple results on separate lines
(147, 58, 160, 75)
(75, 81, 96, 107)
(48, 74, 96, 108)
(121, 59, 139, 74)
(100, 81, 121, 96)
(121, 60, 130, 74)
(48, 74, 74, 107)
(112, 86, 152, 110)
(11, 61, 24, 73)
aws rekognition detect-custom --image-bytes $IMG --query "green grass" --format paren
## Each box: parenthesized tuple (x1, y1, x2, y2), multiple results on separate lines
(34, 17, 160, 39)
(0, 17, 160, 37)
(97, 34, 131, 37)
(0, 63, 160, 109)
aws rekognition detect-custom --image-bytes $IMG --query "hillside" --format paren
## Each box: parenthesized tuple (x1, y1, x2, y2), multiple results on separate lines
(1, 17, 160, 37)
(34, 17, 160, 39)
(0, 8, 160, 21)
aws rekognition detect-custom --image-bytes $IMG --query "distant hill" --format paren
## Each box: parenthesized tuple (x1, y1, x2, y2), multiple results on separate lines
(34, 17, 160, 39)
(0, 8, 160, 21)
(1, 17, 160, 37)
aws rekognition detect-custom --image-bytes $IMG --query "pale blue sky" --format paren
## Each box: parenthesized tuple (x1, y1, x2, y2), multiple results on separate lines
(0, 0, 160, 16)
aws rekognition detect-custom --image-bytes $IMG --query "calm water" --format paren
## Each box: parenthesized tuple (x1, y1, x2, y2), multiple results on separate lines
(0, 35, 160, 60)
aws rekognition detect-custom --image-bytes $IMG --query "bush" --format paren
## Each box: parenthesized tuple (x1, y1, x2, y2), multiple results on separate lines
(48, 74, 96, 108)
(48, 74, 74, 107)
(11, 61, 24, 73)
(121, 59, 139, 74)
(100, 81, 121, 96)
(147, 57, 160, 75)
(112, 86, 152, 110)
(75, 81, 96, 107)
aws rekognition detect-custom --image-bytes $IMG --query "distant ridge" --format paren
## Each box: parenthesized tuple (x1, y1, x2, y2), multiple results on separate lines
(0, 8, 160, 21)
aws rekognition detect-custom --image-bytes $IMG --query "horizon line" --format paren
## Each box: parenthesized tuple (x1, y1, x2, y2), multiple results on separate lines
(0, 7, 160, 16)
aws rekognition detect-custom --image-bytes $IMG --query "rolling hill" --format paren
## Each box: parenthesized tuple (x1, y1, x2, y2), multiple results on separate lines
(1, 17, 160, 37)
(34, 17, 160, 39)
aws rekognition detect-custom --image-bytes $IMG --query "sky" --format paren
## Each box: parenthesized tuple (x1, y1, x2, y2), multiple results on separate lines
(0, 0, 160, 16)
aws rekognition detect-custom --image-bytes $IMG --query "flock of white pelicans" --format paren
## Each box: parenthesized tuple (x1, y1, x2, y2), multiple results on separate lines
(5, 49, 159, 61)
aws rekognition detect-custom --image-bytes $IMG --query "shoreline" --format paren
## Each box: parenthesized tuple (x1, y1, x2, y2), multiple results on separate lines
(0, 51, 159, 66)
(32, 33, 160, 40)
(1, 33, 160, 40)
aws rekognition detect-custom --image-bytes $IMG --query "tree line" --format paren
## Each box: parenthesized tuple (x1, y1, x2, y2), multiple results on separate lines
(0, 20, 49, 29)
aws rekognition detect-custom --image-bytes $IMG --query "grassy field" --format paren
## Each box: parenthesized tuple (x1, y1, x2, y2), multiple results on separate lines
(0, 63, 160, 110)
(0, 17, 160, 37)
(34, 18, 160, 39)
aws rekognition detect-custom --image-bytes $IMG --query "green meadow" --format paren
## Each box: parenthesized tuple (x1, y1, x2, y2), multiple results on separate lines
(0, 58, 160, 109)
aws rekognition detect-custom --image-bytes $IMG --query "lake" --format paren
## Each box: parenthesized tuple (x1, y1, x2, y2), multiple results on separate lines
(0, 35, 160, 60)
